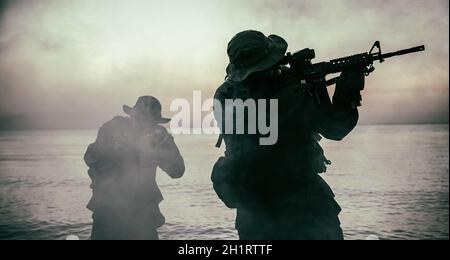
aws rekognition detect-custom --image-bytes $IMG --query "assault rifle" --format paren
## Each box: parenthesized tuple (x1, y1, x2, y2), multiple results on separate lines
(278, 41, 425, 106)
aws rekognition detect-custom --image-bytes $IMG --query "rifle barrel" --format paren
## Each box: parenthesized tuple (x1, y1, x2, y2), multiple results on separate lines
(378, 45, 425, 60)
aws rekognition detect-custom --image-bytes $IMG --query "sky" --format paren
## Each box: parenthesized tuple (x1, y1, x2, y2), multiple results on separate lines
(0, 0, 448, 129)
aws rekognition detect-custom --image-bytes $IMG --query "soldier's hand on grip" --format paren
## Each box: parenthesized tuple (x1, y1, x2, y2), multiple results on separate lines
(334, 66, 365, 106)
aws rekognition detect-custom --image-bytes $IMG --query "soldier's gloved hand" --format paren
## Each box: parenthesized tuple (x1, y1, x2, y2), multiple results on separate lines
(333, 66, 365, 106)
(149, 126, 171, 147)
(137, 126, 172, 165)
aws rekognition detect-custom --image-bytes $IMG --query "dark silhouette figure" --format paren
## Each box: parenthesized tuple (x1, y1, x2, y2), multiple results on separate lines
(212, 30, 364, 240)
(84, 96, 185, 240)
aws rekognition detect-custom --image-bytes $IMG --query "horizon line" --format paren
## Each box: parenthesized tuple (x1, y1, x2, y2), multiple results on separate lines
(0, 122, 448, 131)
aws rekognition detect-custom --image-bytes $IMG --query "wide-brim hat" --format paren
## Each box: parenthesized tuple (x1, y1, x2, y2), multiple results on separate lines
(226, 30, 288, 82)
(123, 96, 171, 124)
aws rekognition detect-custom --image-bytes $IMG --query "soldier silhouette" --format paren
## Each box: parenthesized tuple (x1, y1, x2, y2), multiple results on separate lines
(84, 96, 185, 240)
(212, 30, 364, 240)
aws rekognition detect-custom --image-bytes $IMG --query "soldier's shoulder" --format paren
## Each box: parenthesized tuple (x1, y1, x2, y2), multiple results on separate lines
(100, 116, 130, 131)
(215, 80, 248, 100)
(214, 81, 232, 99)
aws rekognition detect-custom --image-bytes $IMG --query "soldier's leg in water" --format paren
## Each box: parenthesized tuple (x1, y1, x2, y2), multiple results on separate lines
(91, 210, 128, 240)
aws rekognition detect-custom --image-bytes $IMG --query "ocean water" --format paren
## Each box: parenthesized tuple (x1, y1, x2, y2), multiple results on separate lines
(0, 125, 448, 240)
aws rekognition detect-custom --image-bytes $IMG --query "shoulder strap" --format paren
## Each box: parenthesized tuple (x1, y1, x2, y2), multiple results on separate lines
(215, 135, 223, 148)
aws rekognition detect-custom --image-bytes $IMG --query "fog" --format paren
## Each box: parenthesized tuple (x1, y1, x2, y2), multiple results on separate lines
(0, 0, 448, 129)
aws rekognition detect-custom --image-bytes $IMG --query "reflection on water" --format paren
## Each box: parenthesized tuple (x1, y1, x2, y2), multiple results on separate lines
(0, 125, 448, 240)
